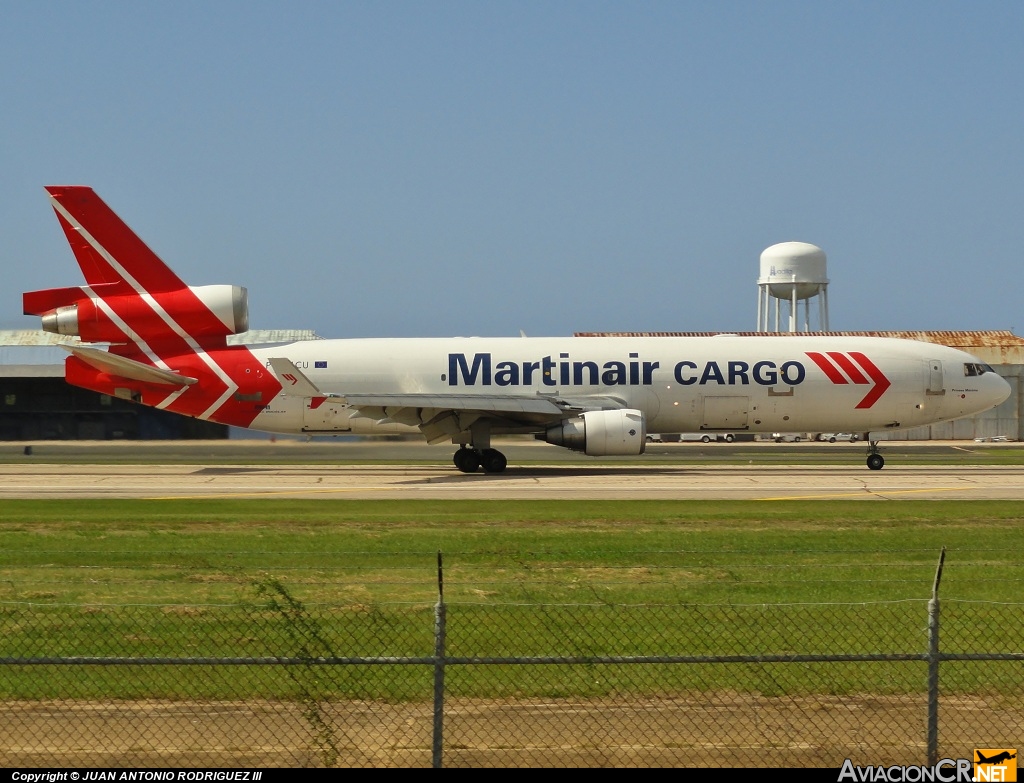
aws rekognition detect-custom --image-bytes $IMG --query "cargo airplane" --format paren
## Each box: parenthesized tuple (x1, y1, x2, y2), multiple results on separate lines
(23, 187, 1011, 473)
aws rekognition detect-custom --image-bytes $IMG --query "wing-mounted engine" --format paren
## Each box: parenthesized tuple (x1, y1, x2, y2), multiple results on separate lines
(24, 284, 248, 344)
(540, 409, 646, 456)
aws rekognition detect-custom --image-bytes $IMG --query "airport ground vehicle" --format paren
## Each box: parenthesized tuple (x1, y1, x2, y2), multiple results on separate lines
(771, 433, 805, 443)
(648, 433, 735, 443)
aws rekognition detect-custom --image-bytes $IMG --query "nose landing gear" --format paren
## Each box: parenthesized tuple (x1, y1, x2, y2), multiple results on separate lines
(866, 440, 885, 470)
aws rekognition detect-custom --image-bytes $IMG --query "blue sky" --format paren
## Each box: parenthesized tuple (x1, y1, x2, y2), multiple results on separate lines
(3, 2, 1023, 337)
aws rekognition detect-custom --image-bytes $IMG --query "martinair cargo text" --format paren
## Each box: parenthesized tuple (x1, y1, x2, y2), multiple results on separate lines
(23, 187, 1010, 473)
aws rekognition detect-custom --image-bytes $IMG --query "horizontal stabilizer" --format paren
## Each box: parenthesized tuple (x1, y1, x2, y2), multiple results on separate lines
(24, 283, 121, 316)
(25, 286, 83, 316)
(63, 345, 197, 386)
(267, 358, 324, 397)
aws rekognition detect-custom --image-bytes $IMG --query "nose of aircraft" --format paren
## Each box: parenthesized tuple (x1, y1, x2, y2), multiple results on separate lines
(939, 356, 1011, 422)
(988, 371, 1012, 410)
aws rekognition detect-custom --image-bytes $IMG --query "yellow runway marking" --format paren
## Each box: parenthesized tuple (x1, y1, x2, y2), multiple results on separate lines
(150, 487, 394, 500)
(147, 484, 985, 501)
(759, 486, 978, 501)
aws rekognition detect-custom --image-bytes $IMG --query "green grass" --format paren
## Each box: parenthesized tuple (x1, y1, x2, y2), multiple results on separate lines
(1, 499, 1022, 699)
(1, 498, 1022, 599)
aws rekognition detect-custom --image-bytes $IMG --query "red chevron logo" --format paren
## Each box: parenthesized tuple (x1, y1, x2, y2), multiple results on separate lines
(805, 351, 891, 409)
(282, 373, 299, 385)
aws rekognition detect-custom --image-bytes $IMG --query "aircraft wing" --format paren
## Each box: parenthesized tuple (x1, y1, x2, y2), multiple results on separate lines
(341, 393, 564, 415)
(63, 345, 198, 387)
(340, 393, 598, 444)
(266, 357, 628, 442)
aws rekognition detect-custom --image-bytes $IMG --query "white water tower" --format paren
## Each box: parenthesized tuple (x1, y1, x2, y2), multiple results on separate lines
(756, 241, 830, 332)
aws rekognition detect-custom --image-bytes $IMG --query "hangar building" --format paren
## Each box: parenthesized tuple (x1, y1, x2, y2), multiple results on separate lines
(1, 329, 1021, 442)
(0, 330, 318, 441)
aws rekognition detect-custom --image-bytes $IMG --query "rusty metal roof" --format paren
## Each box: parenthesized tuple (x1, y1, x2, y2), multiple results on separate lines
(0, 329, 323, 346)
(5, 327, 1017, 349)
(0, 331, 80, 347)
(573, 330, 1024, 348)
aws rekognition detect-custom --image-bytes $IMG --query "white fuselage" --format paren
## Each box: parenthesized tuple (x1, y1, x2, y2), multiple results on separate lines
(246, 335, 1010, 438)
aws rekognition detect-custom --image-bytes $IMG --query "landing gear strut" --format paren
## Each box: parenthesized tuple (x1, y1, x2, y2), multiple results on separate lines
(453, 422, 508, 474)
(866, 440, 885, 471)
(453, 446, 507, 474)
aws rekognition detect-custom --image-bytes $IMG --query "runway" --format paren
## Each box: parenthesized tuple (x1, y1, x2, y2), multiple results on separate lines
(4, 462, 1024, 500)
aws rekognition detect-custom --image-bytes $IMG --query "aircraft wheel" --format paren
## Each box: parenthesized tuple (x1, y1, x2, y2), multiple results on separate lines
(453, 448, 480, 473)
(866, 453, 885, 471)
(480, 449, 507, 473)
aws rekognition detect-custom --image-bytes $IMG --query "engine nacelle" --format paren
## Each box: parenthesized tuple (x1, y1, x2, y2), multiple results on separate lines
(37, 284, 248, 343)
(191, 285, 249, 335)
(541, 409, 646, 456)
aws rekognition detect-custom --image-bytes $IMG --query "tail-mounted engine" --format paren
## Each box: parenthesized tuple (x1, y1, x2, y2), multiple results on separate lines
(24, 284, 248, 344)
(540, 409, 646, 456)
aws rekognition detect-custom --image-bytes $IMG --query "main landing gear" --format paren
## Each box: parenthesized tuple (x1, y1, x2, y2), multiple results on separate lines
(866, 440, 885, 471)
(453, 446, 508, 474)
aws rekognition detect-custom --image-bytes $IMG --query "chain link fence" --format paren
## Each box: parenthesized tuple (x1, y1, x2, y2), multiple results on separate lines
(1, 554, 1022, 767)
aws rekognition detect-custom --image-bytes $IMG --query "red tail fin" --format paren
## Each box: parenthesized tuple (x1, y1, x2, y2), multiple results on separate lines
(23, 186, 276, 428)
(24, 186, 248, 347)
(45, 185, 187, 292)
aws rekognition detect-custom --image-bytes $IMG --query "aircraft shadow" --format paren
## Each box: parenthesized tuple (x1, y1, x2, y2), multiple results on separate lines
(191, 465, 699, 480)
(396, 465, 700, 484)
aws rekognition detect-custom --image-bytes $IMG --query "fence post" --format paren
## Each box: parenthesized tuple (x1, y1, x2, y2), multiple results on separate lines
(927, 546, 946, 766)
(432, 550, 446, 769)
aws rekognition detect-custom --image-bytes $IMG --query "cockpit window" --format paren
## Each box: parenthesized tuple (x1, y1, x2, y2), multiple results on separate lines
(964, 363, 994, 376)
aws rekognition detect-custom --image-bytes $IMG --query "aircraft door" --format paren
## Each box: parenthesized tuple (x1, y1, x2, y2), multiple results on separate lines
(701, 396, 749, 430)
(927, 360, 945, 396)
